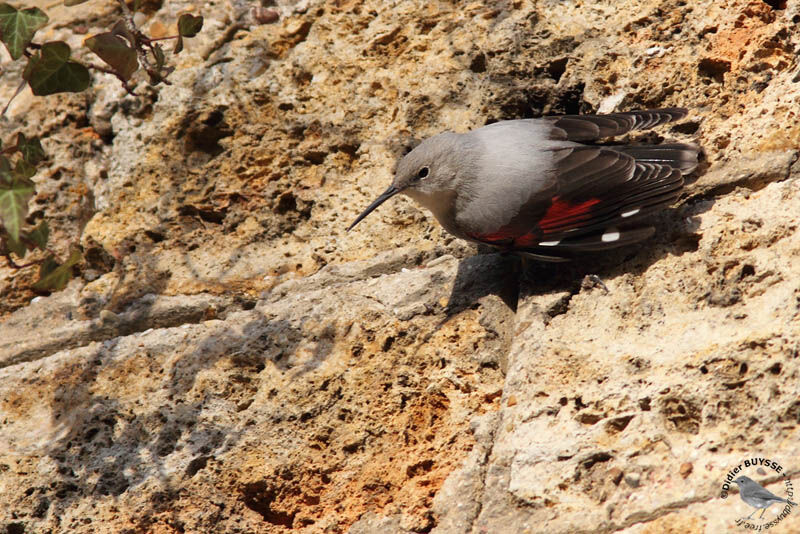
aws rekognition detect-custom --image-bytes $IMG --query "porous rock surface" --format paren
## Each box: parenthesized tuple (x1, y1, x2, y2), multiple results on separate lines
(1, 0, 800, 532)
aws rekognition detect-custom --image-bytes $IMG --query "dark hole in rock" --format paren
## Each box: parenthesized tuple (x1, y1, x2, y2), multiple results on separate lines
(185, 455, 210, 477)
(698, 58, 731, 83)
(144, 230, 165, 243)
(469, 52, 486, 73)
(546, 57, 569, 82)
(672, 120, 700, 134)
(582, 452, 612, 470)
(241, 481, 296, 527)
(761, 0, 786, 9)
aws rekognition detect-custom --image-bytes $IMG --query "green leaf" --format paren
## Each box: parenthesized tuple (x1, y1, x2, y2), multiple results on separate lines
(110, 19, 134, 43)
(0, 160, 34, 242)
(177, 14, 203, 37)
(33, 247, 81, 291)
(173, 34, 183, 55)
(14, 158, 36, 180)
(0, 4, 48, 60)
(37, 255, 57, 274)
(23, 41, 91, 96)
(28, 220, 48, 249)
(65, 0, 91, 5)
(16, 133, 45, 165)
(152, 43, 165, 69)
(6, 232, 25, 257)
(85, 32, 139, 81)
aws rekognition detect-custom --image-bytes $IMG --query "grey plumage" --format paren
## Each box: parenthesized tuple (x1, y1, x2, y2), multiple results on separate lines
(733, 476, 797, 520)
(348, 108, 699, 261)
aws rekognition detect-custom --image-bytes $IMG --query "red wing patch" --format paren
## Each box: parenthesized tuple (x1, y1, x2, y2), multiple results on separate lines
(466, 227, 545, 248)
(466, 196, 602, 248)
(465, 228, 516, 246)
(538, 196, 601, 233)
(512, 232, 539, 247)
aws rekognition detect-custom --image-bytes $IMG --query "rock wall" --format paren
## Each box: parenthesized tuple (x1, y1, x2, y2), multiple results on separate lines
(1, 0, 799, 532)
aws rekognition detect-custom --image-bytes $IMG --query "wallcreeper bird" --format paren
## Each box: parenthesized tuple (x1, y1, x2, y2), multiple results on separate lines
(348, 108, 698, 262)
(733, 476, 797, 520)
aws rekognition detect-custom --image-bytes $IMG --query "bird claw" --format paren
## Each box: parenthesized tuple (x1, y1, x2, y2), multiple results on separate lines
(582, 274, 609, 293)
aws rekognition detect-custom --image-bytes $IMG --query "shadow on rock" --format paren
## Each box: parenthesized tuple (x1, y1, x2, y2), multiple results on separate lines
(22, 308, 312, 531)
(518, 205, 705, 299)
(441, 208, 699, 312)
(444, 252, 522, 317)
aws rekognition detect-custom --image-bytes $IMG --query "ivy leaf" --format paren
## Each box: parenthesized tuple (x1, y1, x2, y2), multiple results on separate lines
(86, 32, 139, 81)
(0, 157, 34, 242)
(172, 14, 203, 54)
(173, 34, 183, 55)
(0, 4, 48, 60)
(16, 133, 45, 165)
(152, 43, 165, 69)
(28, 220, 48, 249)
(146, 43, 173, 84)
(14, 157, 36, 180)
(5, 219, 47, 259)
(33, 247, 81, 292)
(110, 19, 134, 44)
(177, 14, 203, 38)
(6, 232, 26, 258)
(23, 41, 91, 96)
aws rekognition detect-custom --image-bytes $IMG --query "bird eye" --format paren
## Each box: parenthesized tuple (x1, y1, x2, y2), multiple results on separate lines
(417, 167, 429, 179)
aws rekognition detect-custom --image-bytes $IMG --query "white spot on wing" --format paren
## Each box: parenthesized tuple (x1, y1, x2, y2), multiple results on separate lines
(538, 240, 560, 246)
(601, 230, 620, 242)
(621, 208, 640, 218)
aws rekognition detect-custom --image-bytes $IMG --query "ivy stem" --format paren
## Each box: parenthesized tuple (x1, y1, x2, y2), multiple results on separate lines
(2, 254, 45, 270)
(114, 0, 169, 85)
(146, 36, 180, 42)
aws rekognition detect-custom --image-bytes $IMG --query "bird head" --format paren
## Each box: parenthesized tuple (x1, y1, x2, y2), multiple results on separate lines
(347, 133, 466, 231)
(734, 476, 754, 486)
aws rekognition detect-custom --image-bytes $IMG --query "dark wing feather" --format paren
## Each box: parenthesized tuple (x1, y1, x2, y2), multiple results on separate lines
(612, 143, 699, 174)
(538, 227, 656, 252)
(534, 167, 683, 237)
(498, 147, 635, 236)
(555, 149, 635, 198)
(548, 108, 688, 141)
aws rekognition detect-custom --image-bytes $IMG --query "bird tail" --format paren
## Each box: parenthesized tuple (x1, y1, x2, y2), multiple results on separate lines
(788, 500, 798, 506)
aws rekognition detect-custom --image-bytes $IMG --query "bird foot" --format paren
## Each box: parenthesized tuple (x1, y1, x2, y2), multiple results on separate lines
(582, 274, 609, 293)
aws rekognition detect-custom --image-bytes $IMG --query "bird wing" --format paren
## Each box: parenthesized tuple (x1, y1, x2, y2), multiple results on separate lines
(462, 143, 690, 260)
(545, 108, 689, 141)
(745, 483, 788, 503)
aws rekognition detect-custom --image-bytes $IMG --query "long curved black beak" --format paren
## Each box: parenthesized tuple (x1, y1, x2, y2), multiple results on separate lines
(347, 185, 401, 231)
